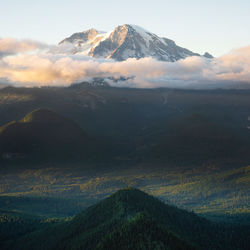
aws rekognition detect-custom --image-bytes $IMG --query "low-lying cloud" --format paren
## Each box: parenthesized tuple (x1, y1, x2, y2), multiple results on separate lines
(0, 38, 250, 89)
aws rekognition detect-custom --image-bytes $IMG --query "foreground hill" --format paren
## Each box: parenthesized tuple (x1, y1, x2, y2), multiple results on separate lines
(2, 188, 249, 250)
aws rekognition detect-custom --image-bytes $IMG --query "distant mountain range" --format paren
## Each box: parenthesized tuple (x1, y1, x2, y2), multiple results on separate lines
(58, 24, 213, 61)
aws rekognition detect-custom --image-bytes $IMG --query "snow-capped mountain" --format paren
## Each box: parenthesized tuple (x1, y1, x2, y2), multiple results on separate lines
(58, 24, 212, 61)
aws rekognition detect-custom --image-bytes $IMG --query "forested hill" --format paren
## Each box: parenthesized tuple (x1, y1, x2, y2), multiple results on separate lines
(2, 188, 249, 250)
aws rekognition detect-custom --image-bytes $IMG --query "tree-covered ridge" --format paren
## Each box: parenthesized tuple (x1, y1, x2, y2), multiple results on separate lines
(0, 209, 65, 249)
(96, 212, 197, 250)
(2, 188, 249, 250)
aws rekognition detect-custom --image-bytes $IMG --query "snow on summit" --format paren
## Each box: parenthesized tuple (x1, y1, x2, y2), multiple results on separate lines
(58, 24, 212, 62)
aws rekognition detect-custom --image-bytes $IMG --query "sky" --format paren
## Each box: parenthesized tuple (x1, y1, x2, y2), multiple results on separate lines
(1, 0, 250, 89)
(1, 0, 250, 57)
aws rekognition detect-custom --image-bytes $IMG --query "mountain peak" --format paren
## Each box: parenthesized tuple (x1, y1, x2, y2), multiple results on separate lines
(115, 24, 149, 33)
(203, 52, 213, 58)
(122, 24, 150, 33)
(58, 24, 202, 61)
(58, 28, 104, 46)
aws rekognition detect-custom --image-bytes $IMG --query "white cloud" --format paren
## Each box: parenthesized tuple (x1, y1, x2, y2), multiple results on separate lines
(0, 38, 250, 89)
(0, 38, 47, 57)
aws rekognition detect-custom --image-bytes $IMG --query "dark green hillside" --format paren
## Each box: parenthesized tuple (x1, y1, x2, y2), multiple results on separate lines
(0, 108, 135, 165)
(146, 114, 248, 163)
(0, 84, 249, 242)
(96, 213, 196, 250)
(0, 109, 89, 161)
(1, 85, 250, 167)
(0, 109, 87, 147)
(5, 188, 249, 250)
(0, 196, 86, 217)
(0, 209, 64, 249)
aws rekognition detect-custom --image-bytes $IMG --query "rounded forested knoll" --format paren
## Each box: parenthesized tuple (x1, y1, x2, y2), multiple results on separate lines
(0, 109, 91, 163)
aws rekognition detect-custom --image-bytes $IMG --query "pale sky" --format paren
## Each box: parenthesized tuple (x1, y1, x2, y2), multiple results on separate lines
(1, 0, 250, 56)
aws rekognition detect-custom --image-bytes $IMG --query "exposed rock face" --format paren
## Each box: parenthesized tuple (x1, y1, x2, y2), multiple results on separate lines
(59, 24, 212, 61)
(203, 52, 213, 59)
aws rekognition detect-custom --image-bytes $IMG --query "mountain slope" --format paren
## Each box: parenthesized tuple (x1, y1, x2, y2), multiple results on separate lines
(96, 213, 196, 250)
(1, 86, 250, 167)
(59, 24, 211, 61)
(0, 209, 61, 248)
(1, 86, 250, 166)
(0, 109, 89, 161)
(6, 188, 249, 250)
(146, 113, 249, 163)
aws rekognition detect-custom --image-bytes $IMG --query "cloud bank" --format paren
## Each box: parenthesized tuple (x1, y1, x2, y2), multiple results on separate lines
(0, 38, 250, 89)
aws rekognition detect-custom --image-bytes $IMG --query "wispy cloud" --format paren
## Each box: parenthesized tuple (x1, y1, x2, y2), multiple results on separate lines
(0, 38, 250, 89)
(0, 38, 47, 57)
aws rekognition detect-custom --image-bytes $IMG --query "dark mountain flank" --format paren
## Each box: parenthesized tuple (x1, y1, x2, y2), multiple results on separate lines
(1, 85, 250, 167)
(0, 109, 89, 162)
